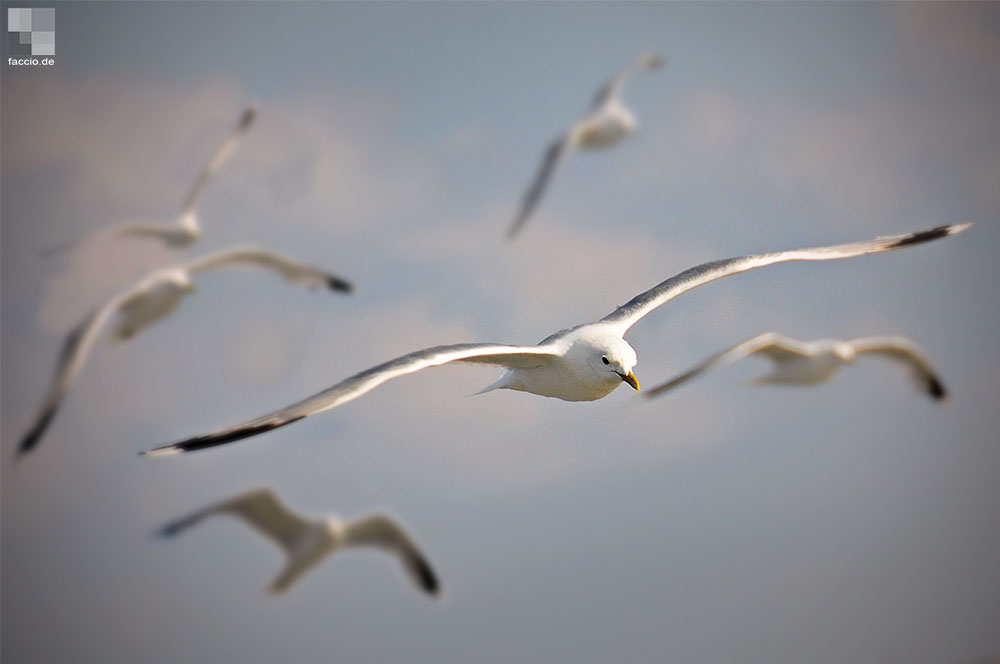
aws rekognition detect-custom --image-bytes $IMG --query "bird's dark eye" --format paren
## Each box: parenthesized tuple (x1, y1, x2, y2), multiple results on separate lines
(601, 356, 610, 365)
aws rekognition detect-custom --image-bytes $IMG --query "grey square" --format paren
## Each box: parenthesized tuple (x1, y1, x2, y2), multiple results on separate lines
(31, 8, 54, 31)
(33, 41, 53, 56)
(19, 30, 31, 44)
(33, 30, 54, 45)
(11, 7, 31, 31)
(8, 34, 30, 55)
(7, 8, 22, 31)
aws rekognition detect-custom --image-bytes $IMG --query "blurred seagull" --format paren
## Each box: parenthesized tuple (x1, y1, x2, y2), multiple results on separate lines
(18, 247, 352, 457)
(158, 488, 440, 597)
(43, 104, 258, 256)
(644, 332, 947, 400)
(508, 52, 663, 239)
(142, 223, 969, 457)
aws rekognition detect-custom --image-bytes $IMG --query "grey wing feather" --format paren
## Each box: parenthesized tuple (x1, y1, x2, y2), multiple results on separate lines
(644, 332, 807, 398)
(848, 336, 947, 400)
(180, 104, 257, 213)
(18, 295, 127, 457)
(40, 222, 174, 258)
(159, 488, 311, 552)
(142, 343, 558, 456)
(589, 66, 630, 110)
(184, 246, 353, 293)
(601, 224, 971, 334)
(344, 514, 440, 595)
(751, 335, 815, 361)
(589, 52, 662, 110)
(508, 135, 573, 239)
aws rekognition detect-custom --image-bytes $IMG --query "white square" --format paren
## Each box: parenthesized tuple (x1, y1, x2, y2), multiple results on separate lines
(33, 41, 54, 56)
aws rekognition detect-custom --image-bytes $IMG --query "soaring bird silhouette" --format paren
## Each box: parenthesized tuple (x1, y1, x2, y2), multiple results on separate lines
(158, 488, 439, 596)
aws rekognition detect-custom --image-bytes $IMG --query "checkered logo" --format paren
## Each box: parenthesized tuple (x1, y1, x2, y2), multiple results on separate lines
(8, 8, 54, 56)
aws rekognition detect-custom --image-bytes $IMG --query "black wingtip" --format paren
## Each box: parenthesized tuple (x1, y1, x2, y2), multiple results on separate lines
(417, 558, 441, 597)
(888, 223, 971, 249)
(927, 375, 947, 401)
(153, 523, 180, 539)
(16, 406, 59, 460)
(142, 415, 306, 457)
(16, 434, 39, 460)
(239, 104, 258, 129)
(326, 275, 353, 294)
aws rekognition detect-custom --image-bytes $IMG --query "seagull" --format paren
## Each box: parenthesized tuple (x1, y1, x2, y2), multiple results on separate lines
(157, 488, 440, 597)
(17, 247, 352, 457)
(43, 104, 258, 256)
(142, 223, 970, 457)
(644, 332, 947, 400)
(507, 52, 664, 239)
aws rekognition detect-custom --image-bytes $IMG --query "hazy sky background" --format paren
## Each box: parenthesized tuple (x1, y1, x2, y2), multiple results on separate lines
(3, 2, 999, 663)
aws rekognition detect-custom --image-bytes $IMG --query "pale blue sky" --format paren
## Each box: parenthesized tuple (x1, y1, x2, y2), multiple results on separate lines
(3, 2, 999, 663)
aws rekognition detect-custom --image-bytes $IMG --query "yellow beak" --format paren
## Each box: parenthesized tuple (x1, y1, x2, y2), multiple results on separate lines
(619, 371, 640, 392)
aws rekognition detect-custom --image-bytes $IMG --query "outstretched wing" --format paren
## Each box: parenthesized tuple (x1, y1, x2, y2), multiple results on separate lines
(180, 104, 258, 214)
(142, 343, 560, 456)
(507, 134, 574, 239)
(601, 223, 972, 335)
(343, 514, 440, 596)
(41, 222, 179, 258)
(848, 336, 947, 400)
(184, 246, 353, 293)
(590, 51, 663, 110)
(644, 332, 812, 398)
(158, 488, 311, 553)
(17, 293, 131, 457)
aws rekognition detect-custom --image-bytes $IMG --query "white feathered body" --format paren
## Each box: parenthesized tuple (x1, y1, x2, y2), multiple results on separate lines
(269, 518, 341, 594)
(487, 324, 637, 401)
(167, 212, 201, 247)
(575, 102, 636, 150)
(112, 270, 195, 342)
(756, 340, 855, 385)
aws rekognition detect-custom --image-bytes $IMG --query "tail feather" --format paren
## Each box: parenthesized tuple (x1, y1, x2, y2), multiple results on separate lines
(468, 373, 510, 397)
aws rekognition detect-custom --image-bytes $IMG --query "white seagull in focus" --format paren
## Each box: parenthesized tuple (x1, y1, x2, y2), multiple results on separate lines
(644, 332, 947, 400)
(141, 223, 969, 457)
(18, 247, 352, 457)
(44, 104, 258, 255)
(508, 52, 664, 239)
(158, 488, 440, 597)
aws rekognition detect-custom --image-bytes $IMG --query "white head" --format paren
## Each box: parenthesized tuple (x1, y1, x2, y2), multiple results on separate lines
(833, 342, 857, 363)
(324, 515, 344, 540)
(566, 327, 640, 396)
(157, 268, 197, 294)
(178, 211, 201, 237)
